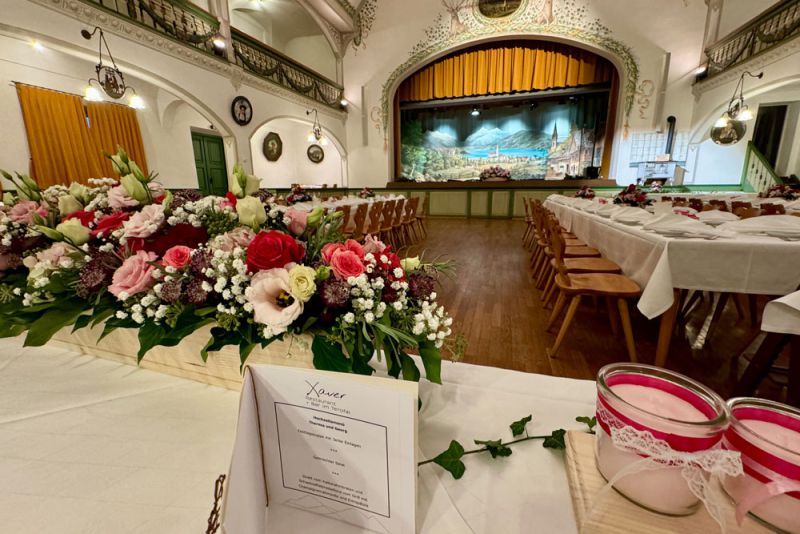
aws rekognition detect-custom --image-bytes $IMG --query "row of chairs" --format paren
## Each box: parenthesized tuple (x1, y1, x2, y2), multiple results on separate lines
(665, 197, 793, 217)
(336, 197, 427, 249)
(524, 198, 642, 361)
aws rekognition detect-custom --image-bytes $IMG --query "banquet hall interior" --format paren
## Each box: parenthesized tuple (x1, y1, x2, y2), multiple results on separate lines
(1, 0, 800, 532)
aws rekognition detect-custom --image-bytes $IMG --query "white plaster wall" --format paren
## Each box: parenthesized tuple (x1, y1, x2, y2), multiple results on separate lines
(1, 1, 347, 186)
(284, 35, 337, 81)
(717, 0, 780, 41)
(231, 10, 270, 44)
(251, 118, 345, 188)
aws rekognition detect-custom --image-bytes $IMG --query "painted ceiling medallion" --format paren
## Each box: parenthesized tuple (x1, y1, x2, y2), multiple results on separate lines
(478, 0, 523, 18)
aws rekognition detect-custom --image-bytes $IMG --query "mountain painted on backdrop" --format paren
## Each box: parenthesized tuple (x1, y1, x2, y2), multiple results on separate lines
(424, 130, 458, 149)
(464, 127, 508, 147)
(463, 127, 552, 149)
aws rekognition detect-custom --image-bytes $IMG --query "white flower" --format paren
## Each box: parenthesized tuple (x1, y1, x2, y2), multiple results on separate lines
(344, 312, 355, 324)
(364, 312, 375, 323)
(427, 333, 436, 341)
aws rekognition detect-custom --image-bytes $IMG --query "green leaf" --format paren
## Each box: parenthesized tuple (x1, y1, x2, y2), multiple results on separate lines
(399, 351, 421, 382)
(24, 300, 86, 347)
(0, 322, 27, 338)
(474, 439, 513, 459)
(71, 314, 92, 333)
(543, 429, 567, 450)
(509, 415, 533, 437)
(418, 341, 442, 384)
(136, 322, 167, 362)
(432, 440, 466, 480)
(89, 307, 115, 328)
(239, 342, 256, 370)
(311, 335, 352, 373)
(200, 327, 241, 362)
(374, 322, 418, 348)
(576, 416, 597, 434)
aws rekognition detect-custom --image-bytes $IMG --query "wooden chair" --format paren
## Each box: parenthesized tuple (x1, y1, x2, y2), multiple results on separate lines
(523, 197, 536, 249)
(531, 208, 601, 290)
(390, 198, 406, 247)
(415, 196, 428, 238)
(689, 199, 703, 212)
(379, 200, 397, 244)
(732, 201, 752, 216)
(336, 205, 352, 236)
(760, 203, 786, 215)
(708, 199, 729, 212)
(401, 197, 419, 245)
(737, 207, 762, 219)
(545, 227, 642, 361)
(349, 203, 368, 241)
(365, 201, 384, 238)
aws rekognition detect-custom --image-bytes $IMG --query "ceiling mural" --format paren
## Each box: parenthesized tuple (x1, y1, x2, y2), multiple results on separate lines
(380, 0, 640, 135)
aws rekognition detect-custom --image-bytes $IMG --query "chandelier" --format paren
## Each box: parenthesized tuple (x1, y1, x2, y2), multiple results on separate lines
(710, 71, 762, 145)
(81, 27, 145, 109)
(306, 109, 329, 146)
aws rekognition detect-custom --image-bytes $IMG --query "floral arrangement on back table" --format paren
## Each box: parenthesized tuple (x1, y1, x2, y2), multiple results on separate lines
(574, 186, 595, 199)
(613, 184, 653, 208)
(479, 166, 511, 181)
(357, 187, 375, 199)
(0, 148, 460, 382)
(759, 183, 799, 201)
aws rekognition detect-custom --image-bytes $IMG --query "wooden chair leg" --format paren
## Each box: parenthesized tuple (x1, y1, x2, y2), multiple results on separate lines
(733, 333, 790, 398)
(547, 295, 581, 358)
(617, 298, 638, 363)
(747, 294, 759, 328)
(545, 283, 560, 309)
(541, 275, 556, 304)
(605, 297, 620, 336)
(546, 291, 567, 332)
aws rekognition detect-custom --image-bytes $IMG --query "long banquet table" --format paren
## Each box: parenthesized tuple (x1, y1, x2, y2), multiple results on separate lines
(544, 195, 800, 366)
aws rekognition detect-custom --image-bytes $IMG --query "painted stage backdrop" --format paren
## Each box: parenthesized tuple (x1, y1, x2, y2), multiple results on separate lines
(400, 96, 607, 182)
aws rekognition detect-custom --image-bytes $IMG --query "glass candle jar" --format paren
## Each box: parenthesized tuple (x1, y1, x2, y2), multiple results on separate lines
(722, 398, 800, 533)
(595, 363, 728, 515)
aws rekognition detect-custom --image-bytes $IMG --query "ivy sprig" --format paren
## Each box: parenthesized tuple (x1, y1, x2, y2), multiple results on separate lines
(420, 415, 597, 480)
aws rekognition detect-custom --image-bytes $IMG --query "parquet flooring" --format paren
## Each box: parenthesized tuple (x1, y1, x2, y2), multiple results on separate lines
(408, 217, 789, 402)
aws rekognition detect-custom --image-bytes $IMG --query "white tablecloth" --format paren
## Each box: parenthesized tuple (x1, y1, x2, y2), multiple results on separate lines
(221, 360, 597, 533)
(762, 290, 800, 335)
(545, 196, 800, 319)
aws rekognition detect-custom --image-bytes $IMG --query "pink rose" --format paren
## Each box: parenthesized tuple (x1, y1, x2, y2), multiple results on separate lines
(35, 243, 71, 267)
(211, 226, 255, 252)
(107, 185, 139, 209)
(362, 235, 387, 255)
(9, 200, 48, 224)
(284, 208, 308, 235)
(330, 250, 365, 280)
(162, 245, 192, 269)
(247, 268, 303, 335)
(343, 239, 365, 259)
(321, 242, 345, 264)
(109, 250, 157, 299)
(122, 204, 165, 239)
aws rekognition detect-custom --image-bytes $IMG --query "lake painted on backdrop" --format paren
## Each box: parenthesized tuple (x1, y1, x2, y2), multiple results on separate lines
(465, 147, 549, 159)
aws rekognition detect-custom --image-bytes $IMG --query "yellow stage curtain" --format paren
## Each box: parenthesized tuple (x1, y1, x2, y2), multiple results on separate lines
(15, 84, 103, 186)
(86, 102, 148, 176)
(398, 42, 614, 102)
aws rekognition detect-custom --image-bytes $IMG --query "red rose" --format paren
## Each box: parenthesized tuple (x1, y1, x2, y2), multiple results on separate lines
(330, 250, 365, 280)
(64, 210, 96, 228)
(223, 192, 238, 209)
(246, 230, 305, 273)
(92, 212, 130, 238)
(162, 245, 193, 269)
(143, 224, 209, 258)
(321, 243, 345, 264)
(344, 239, 365, 259)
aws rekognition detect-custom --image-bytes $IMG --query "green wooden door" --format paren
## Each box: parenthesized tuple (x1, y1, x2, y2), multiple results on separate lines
(191, 132, 228, 196)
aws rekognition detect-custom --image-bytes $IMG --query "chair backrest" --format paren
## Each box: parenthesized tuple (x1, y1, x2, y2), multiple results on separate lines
(731, 201, 752, 211)
(336, 205, 351, 231)
(366, 201, 384, 234)
(381, 200, 396, 228)
(392, 198, 405, 226)
(760, 203, 786, 215)
(351, 203, 368, 238)
(737, 207, 762, 219)
(708, 199, 728, 212)
(545, 214, 571, 283)
(688, 199, 703, 212)
(403, 197, 419, 223)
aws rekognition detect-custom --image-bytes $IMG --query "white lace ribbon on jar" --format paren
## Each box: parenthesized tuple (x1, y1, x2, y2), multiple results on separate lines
(593, 405, 743, 532)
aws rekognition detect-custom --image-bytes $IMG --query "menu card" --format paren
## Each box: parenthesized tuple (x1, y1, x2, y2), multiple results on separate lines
(222, 365, 418, 534)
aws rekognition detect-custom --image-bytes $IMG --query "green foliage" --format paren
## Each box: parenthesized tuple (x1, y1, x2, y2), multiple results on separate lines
(312, 335, 353, 373)
(474, 439, 512, 459)
(543, 429, 567, 450)
(576, 416, 597, 434)
(509, 415, 533, 437)
(432, 440, 466, 480)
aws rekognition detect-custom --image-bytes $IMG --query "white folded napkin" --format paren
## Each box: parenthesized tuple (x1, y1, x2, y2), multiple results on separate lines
(596, 203, 622, 218)
(717, 214, 800, 236)
(642, 214, 728, 238)
(572, 198, 593, 210)
(762, 291, 800, 335)
(697, 210, 740, 225)
(610, 206, 653, 223)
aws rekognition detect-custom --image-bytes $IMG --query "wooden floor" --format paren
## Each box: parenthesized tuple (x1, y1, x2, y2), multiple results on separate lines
(408, 217, 788, 401)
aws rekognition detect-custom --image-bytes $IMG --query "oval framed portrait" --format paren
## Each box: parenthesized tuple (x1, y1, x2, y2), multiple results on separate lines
(477, 0, 523, 19)
(307, 144, 324, 164)
(231, 96, 253, 126)
(263, 132, 283, 162)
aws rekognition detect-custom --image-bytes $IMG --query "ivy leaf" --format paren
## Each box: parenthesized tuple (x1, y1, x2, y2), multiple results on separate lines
(432, 440, 466, 480)
(311, 335, 353, 373)
(576, 416, 597, 434)
(474, 439, 512, 459)
(509, 415, 533, 437)
(543, 429, 567, 450)
(417, 341, 442, 384)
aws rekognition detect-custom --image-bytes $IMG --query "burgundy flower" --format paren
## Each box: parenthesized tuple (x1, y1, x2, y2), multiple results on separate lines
(408, 273, 436, 301)
(159, 279, 182, 303)
(144, 224, 209, 258)
(185, 278, 208, 305)
(92, 212, 130, 238)
(320, 278, 350, 309)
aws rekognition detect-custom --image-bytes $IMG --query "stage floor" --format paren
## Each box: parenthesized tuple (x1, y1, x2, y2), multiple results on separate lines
(0, 337, 236, 533)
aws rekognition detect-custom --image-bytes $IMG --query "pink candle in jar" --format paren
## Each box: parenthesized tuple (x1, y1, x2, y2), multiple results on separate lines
(723, 399, 800, 533)
(595, 364, 727, 516)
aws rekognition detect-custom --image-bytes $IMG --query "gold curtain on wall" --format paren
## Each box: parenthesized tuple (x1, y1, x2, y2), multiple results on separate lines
(398, 42, 614, 102)
(86, 102, 148, 177)
(15, 84, 103, 186)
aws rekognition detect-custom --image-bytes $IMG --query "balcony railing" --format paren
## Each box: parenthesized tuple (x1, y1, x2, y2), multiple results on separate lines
(80, 0, 343, 109)
(231, 29, 343, 109)
(705, 0, 800, 78)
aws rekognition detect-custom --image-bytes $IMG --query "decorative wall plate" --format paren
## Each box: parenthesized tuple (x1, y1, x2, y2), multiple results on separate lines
(231, 96, 252, 126)
(477, 0, 523, 19)
(307, 144, 324, 164)
(263, 132, 283, 162)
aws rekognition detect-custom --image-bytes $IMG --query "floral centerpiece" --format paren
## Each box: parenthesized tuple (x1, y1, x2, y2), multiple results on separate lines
(574, 186, 595, 199)
(647, 181, 664, 194)
(759, 183, 799, 200)
(613, 184, 653, 207)
(0, 147, 461, 383)
(357, 187, 375, 199)
(479, 166, 511, 181)
(286, 184, 312, 205)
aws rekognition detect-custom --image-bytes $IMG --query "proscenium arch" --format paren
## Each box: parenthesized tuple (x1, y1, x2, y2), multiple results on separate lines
(382, 33, 637, 181)
(248, 115, 350, 187)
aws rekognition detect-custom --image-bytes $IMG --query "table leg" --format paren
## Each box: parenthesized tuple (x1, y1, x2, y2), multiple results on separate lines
(733, 332, 790, 398)
(655, 289, 681, 368)
(788, 336, 800, 408)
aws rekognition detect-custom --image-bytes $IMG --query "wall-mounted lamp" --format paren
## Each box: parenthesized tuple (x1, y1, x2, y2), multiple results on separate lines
(81, 27, 145, 109)
(212, 33, 226, 50)
(710, 71, 763, 145)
